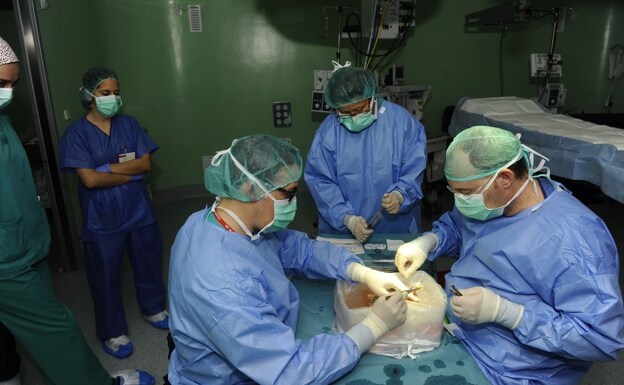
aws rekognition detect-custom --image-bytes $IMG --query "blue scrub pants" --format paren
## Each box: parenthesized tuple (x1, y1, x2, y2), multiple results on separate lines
(84, 222, 166, 339)
(0, 260, 112, 385)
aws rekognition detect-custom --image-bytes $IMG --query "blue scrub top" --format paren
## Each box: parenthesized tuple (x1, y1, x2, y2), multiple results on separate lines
(168, 208, 364, 385)
(430, 178, 624, 385)
(59, 114, 158, 241)
(305, 100, 426, 235)
(0, 113, 50, 276)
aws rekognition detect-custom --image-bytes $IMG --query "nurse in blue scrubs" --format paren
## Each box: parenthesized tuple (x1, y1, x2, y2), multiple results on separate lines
(59, 67, 168, 359)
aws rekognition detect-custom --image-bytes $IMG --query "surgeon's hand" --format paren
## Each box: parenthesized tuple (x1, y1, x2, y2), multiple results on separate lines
(344, 214, 373, 243)
(95, 163, 112, 173)
(381, 191, 403, 214)
(348, 263, 408, 297)
(365, 291, 407, 336)
(451, 286, 524, 330)
(347, 292, 407, 353)
(395, 233, 438, 279)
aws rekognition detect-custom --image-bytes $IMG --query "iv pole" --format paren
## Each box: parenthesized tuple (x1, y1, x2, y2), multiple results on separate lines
(323, 5, 357, 64)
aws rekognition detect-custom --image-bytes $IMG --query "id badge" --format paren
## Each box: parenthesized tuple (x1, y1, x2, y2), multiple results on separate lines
(118, 151, 136, 163)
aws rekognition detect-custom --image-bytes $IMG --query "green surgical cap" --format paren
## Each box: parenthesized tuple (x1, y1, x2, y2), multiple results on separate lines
(445, 126, 524, 181)
(204, 135, 303, 202)
(79, 66, 119, 110)
(324, 64, 377, 109)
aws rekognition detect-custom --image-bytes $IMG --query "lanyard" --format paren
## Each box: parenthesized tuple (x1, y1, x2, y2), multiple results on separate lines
(212, 209, 235, 233)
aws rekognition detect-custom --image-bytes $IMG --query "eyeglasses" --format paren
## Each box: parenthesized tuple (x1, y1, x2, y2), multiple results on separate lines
(337, 97, 375, 118)
(276, 187, 298, 202)
(446, 175, 496, 200)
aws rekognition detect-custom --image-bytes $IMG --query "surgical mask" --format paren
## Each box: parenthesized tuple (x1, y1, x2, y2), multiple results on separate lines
(453, 153, 531, 221)
(212, 196, 296, 240)
(454, 175, 531, 221)
(94, 95, 122, 118)
(264, 196, 297, 232)
(0, 88, 13, 110)
(338, 97, 377, 132)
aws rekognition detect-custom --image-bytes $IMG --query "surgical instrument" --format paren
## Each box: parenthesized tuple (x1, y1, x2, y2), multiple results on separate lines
(367, 209, 383, 229)
(385, 287, 417, 300)
(450, 284, 463, 296)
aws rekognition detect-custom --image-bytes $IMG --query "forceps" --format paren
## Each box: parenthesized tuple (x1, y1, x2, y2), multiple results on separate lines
(450, 284, 463, 296)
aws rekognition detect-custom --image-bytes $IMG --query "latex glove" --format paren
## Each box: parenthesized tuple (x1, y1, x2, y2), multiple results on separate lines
(451, 286, 524, 330)
(95, 163, 112, 173)
(130, 174, 145, 181)
(394, 233, 437, 279)
(362, 291, 407, 338)
(348, 263, 408, 297)
(346, 291, 407, 352)
(381, 191, 403, 214)
(344, 214, 373, 243)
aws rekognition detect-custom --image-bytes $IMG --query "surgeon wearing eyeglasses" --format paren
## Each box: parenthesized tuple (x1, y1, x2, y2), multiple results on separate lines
(167, 135, 410, 384)
(394, 125, 624, 385)
(304, 61, 427, 243)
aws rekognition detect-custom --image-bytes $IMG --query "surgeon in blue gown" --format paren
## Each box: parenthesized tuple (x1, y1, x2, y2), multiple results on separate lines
(59, 67, 168, 359)
(394, 125, 624, 385)
(168, 135, 410, 385)
(304, 62, 426, 243)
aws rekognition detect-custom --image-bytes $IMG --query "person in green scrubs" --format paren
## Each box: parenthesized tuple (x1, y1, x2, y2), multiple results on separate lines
(0, 36, 154, 385)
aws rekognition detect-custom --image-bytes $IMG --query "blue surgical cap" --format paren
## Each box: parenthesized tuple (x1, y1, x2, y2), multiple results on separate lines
(324, 65, 377, 109)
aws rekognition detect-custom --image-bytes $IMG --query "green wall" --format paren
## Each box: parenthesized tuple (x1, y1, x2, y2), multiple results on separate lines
(29, 0, 624, 195)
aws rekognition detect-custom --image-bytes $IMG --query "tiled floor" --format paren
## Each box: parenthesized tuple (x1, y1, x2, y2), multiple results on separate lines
(17, 186, 624, 384)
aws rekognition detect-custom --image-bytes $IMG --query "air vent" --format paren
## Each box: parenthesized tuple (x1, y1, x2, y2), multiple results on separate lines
(188, 5, 203, 33)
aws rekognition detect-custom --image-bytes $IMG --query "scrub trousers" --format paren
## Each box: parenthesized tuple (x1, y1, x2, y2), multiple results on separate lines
(84, 222, 166, 339)
(0, 260, 111, 385)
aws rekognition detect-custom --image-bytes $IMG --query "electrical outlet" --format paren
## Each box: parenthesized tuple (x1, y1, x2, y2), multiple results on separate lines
(273, 101, 292, 127)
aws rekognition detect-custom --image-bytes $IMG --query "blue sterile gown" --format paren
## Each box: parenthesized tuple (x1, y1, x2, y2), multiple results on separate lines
(304, 100, 426, 235)
(429, 178, 624, 385)
(168, 209, 364, 385)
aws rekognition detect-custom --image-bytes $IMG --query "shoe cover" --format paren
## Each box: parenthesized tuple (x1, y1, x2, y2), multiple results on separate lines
(144, 310, 169, 329)
(103, 335, 133, 359)
(112, 370, 155, 385)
